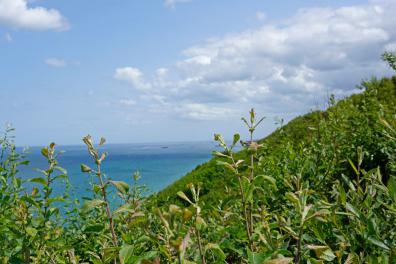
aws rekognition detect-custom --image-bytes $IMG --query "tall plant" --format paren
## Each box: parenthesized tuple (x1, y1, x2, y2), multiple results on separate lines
(81, 135, 120, 263)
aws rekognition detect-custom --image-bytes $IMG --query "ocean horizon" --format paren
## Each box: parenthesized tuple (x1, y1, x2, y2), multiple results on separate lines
(18, 141, 220, 201)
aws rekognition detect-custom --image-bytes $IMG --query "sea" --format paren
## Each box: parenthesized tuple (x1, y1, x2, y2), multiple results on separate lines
(17, 141, 219, 202)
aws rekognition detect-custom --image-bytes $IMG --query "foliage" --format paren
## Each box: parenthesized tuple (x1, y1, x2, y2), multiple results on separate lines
(0, 75, 395, 263)
(382, 51, 396, 71)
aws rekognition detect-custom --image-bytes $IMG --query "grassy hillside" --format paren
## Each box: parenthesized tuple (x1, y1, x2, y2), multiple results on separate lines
(154, 76, 396, 208)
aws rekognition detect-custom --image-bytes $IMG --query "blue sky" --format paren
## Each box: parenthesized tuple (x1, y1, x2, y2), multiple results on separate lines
(0, 0, 395, 146)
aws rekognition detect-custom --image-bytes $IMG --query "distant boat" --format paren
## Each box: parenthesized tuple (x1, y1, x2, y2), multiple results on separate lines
(161, 146, 169, 149)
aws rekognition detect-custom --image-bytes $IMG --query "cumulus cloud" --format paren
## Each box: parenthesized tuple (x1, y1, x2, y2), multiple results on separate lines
(115, 0, 396, 120)
(0, 0, 68, 31)
(114, 67, 152, 91)
(45, 58, 67, 67)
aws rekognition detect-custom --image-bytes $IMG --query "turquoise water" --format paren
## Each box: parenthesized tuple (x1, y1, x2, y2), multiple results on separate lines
(19, 141, 217, 200)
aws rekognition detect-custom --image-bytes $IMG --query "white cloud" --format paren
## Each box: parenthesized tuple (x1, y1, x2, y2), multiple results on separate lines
(45, 58, 67, 67)
(114, 67, 152, 91)
(156, 67, 168, 77)
(176, 103, 236, 120)
(164, 0, 191, 9)
(0, 0, 68, 31)
(115, 0, 396, 120)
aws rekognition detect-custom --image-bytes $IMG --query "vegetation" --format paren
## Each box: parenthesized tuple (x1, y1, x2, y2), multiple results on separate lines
(0, 55, 395, 263)
(382, 51, 396, 71)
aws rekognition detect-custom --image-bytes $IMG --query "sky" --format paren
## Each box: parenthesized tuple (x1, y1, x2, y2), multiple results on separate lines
(0, 0, 395, 146)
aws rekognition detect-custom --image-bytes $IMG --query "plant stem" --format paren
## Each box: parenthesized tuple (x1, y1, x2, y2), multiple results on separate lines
(248, 131, 254, 246)
(233, 154, 253, 251)
(196, 228, 206, 264)
(295, 226, 303, 264)
(43, 167, 52, 222)
(96, 163, 119, 263)
(241, 178, 253, 251)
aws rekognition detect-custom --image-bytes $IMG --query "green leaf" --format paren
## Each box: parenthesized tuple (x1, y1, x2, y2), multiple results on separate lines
(82, 199, 105, 212)
(339, 183, 347, 205)
(250, 108, 255, 125)
(345, 202, 361, 219)
(26, 227, 37, 237)
(307, 258, 324, 264)
(54, 166, 67, 174)
(177, 191, 193, 205)
(307, 245, 336, 261)
(136, 251, 158, 263)
(109, 180, 129, 194)
(247, 249, 271, 264)
(233, 133, 240, 146)
(80, 164, 92, 173)
(214, 133, 227, 149)
(285, 192, 300, 207)
(53, 174, 68, 181)
(255, 175, 277, 188)
(241, 117, 250, 128)
(41, 147, 48, 158)
(387, 176, 396, 202)
(85, 224, 105, 233)
(341, 174, 356, 191)
(17, 160, 30, 165)
(212, 151, 229, 158)
(216, 160, 236, 173)
(34, 168, 48, 176)
(344, 253, 358, 264)
(367, 237, 390, 250)
(357, 146, 364, 167)
(30, 177, 47, 186)
(20, 196, 39, 207)
(281, 225, 298, 239)
(301, 204, 312, 223)
(196, 216, 206, 229)
(205, 243, 226, 261)
(348, 159, 359, 176)
(321, 249, 336, 261)
(92, 184, 101, 193)
(263, 258, 293, 264)
(49, 142, 56, 149)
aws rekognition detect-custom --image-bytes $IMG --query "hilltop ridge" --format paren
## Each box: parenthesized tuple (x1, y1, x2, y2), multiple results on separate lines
(154, 76, 396, 207)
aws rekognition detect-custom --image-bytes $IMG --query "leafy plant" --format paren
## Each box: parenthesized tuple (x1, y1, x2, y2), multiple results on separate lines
(0, 74, 395, 263)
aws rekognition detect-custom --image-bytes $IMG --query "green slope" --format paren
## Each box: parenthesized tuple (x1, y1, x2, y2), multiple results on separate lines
(154, 76, 396, 207)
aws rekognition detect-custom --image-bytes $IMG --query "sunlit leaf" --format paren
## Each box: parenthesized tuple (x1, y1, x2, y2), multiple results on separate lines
(109, 180, 129, 194)
(263, 258, 293, 264)
(82, 199, 105, 212)
(177, 191, 193, 205)
(80, 164, 92, 173)
(29, 177, 47, 186)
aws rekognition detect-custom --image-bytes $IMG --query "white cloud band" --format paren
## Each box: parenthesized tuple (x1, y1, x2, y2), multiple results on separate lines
(116, 0, 396, 120)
